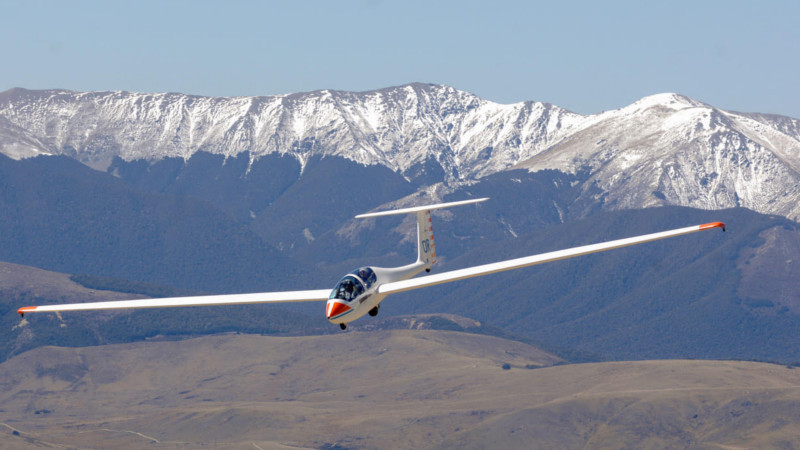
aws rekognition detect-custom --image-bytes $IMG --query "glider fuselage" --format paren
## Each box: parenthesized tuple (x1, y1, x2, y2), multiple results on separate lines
(325, 262, 428, 325)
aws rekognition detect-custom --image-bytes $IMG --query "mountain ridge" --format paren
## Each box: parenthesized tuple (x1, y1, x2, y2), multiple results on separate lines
(516, 92, 800, 219)
(0, 84, 581, 182)
(2, 84, 798, 220)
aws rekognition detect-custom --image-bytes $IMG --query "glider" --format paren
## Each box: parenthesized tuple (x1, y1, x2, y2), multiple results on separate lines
(18, 198, 725, 330)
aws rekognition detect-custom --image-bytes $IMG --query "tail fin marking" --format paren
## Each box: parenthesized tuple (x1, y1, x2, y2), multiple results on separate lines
(417, 210, 436, 266)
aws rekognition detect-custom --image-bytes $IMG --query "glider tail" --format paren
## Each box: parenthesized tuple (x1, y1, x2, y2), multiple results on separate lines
(416, 209, 436, 266)
(355, 197, 489, 269)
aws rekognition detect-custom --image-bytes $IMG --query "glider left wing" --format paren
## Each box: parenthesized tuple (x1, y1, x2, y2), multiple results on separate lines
(18, 289, 331, 316)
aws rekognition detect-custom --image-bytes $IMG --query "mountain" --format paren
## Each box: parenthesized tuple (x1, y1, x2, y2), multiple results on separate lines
(0, 84, 580, 183)
(516, 93, 800, 220)
(1, 333, 798, 449)
(1, 84, 800, 364)
(1, 85, 799, 220)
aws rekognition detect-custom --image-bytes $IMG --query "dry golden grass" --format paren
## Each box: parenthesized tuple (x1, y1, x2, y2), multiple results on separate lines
(1, 331, 799, 449)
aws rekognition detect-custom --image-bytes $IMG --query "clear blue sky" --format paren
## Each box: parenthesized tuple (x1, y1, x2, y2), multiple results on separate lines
(3, 0, 799, 118)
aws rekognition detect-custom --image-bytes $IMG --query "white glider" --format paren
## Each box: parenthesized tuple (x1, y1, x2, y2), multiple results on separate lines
(18, 198, 725, 330)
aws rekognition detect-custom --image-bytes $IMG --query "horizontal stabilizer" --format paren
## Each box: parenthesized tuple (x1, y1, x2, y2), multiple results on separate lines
(355, 198, 488, 219)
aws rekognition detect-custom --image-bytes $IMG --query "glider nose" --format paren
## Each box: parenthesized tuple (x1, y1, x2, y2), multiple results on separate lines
(326, 301, 351, 321)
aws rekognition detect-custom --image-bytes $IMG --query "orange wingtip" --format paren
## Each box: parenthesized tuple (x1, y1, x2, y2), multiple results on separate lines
(699, 222, 726, 232)
(17, 306, 37, 316)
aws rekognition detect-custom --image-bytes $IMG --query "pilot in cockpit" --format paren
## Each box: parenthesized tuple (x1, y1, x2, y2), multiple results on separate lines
(331, 275, 365, 302)
(355, 267, 377, 288)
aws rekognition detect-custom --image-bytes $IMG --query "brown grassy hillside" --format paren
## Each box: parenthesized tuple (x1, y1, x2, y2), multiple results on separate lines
(1, 331, 799, 449)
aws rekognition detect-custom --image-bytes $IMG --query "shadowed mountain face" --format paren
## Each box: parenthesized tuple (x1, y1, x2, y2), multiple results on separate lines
(0, 153, 307, 294)
(0, 332, 798, 449)
(108, 152, 419, 251)
(399, 206, 800, 362)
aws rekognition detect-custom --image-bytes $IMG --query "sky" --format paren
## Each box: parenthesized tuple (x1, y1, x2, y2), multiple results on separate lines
(2, 0, 799, 118)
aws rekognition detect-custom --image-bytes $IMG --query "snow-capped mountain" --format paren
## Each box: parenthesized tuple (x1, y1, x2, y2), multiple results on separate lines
(0, 84, 580, 180)
(515, 93, 800, 220)
(1, 84, 799, 219)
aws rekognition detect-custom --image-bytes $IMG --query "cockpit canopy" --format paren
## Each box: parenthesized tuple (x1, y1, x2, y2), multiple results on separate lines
(329, 267, 377, 302)
(352, 267, 377, 288)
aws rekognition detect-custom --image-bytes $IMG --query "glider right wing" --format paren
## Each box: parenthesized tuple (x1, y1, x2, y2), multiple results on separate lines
(378, 222, 726, 295)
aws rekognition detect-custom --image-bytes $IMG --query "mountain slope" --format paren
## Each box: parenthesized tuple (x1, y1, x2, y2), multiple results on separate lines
(0, 154, 309, 293)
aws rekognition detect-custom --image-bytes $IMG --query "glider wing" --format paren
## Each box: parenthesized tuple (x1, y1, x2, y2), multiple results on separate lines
(18, 289, 331, 316)
(378, 222, 725, 295)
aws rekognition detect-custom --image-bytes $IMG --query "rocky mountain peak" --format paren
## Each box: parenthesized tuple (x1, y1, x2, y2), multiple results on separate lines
(1, 84, 799, 220)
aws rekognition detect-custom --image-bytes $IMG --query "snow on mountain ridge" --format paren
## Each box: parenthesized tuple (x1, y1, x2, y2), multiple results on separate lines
(1, 85, 799, 220)
(628, 92, 706, 110)
(515, 92, 800, 220)
(0, 84, 580, 180)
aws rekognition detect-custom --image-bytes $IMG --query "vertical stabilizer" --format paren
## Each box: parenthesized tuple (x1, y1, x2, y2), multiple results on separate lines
(416, 209, 436, 266)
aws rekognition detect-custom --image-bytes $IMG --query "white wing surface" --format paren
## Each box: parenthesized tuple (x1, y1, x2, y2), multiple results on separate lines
(355, 197, 488, 218)
(18, 289, 331, 316)
(378, 222, 725, 295)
